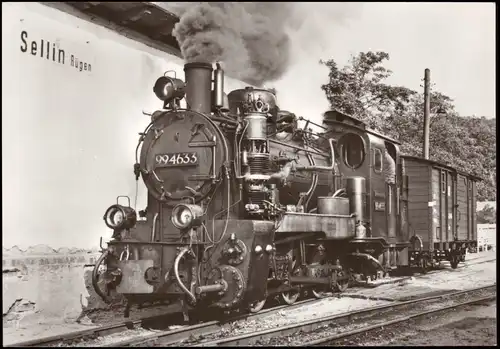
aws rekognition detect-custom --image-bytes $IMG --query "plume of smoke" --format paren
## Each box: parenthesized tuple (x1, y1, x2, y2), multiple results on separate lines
(267, 3, 363, 125)
(156, 2, 363, 122)
(164, 2, 294, 86)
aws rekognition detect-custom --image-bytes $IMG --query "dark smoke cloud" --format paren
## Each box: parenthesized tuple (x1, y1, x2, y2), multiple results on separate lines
(163, 2, 295, 87)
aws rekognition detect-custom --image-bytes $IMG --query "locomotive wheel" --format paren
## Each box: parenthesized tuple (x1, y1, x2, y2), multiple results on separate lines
(311, 287, 331, 299)
(430, 258, 439, 269)
(281, 290, 300, 305)
(281, 259, 301, 305)
(420, 257, 429, 274)
(248, 299, 266, 313)
(335, 279, 349, 293)
(333, 270, 350, 293)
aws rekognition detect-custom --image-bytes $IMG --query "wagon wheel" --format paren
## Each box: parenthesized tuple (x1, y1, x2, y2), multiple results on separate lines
(281, 258, 301, 305)
(248, 299, 266, 313)
(419, 256, 429, 274)
(450, 255, 459, 269)
(410, 235, 424, 269)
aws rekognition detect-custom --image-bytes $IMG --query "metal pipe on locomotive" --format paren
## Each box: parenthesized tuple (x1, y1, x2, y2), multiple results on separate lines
(94, 62, 479, 317)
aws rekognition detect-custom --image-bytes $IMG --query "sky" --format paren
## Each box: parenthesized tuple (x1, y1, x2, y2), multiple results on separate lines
(2, 2, 496, 250)
(343, 2, 496, 119)
(158, 2, 495, 123)
(283, 2, 496, 122)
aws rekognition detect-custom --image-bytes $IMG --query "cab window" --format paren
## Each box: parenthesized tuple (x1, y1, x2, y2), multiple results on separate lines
(373, 149, 383, 173)
(339, 133, 365, 169)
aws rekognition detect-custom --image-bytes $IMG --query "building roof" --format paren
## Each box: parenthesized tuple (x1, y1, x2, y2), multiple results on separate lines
(45, 2, 181, 57)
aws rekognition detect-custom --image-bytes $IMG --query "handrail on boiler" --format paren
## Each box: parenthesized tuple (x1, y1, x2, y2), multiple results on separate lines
(295, 138, 336, 172)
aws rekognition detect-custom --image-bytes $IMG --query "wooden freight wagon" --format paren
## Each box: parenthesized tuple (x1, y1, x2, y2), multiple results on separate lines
(401, 156, 480, 269)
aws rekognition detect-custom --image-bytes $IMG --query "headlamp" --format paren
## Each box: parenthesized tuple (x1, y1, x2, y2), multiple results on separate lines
(171, 204, 204, 230)
(153, 76, 186, 103)
(103, 204, 137, 231)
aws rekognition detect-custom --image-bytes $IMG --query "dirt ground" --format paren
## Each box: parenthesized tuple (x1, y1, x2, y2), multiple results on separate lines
(340, 250, 496, 301)
(2, 251, 496, 346)
(362, 301, 497, 346)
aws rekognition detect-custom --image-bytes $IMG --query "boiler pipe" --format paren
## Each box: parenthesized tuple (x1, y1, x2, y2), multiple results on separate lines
(195, 283, 226, 295)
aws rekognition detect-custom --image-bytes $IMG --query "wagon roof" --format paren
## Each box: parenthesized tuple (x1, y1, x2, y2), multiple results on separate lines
(401, 155, 483, 181)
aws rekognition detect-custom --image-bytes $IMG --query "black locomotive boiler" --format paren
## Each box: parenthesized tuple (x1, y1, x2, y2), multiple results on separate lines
(94, 62, 479, 316)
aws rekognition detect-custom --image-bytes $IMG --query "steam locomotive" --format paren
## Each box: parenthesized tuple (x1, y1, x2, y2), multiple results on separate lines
(93, 62, 479, 317)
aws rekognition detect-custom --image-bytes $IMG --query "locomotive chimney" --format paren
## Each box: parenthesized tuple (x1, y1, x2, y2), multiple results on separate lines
(184, 62, 213, 114)
(422, 68, 431, 160)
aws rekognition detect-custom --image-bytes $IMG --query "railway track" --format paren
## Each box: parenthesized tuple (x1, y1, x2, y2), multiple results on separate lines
(7, 297, 321, 348)
(7, 275, 410, 347)
(5, 311, 177, 348)
(184, 284, 496, 347)
(304, 295, 496, 346)
(7, 256, 494, 347)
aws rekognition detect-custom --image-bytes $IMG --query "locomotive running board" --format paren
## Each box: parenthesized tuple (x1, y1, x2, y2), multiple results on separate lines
(276, 212, 356, 239)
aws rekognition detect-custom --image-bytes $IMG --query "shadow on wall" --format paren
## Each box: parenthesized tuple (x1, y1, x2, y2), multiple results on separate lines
(2, 254, 124, 328)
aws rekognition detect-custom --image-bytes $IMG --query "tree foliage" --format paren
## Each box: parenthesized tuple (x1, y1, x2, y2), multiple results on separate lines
(320, 52, 496, 201)
(320, 52, 416, 130)
(477, 204, 496, 224)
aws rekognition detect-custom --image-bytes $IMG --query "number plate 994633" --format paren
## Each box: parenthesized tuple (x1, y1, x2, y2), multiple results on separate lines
(155, 152, 199, 167)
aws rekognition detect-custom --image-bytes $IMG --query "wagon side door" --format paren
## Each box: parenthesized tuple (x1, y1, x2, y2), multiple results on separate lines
(456, 175, 468, 241)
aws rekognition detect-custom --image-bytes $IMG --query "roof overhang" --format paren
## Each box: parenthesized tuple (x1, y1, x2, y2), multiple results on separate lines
(43, 2, 181, 57)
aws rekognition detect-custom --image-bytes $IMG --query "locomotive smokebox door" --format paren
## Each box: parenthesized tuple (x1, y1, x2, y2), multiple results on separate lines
(139, 110, 228, 204)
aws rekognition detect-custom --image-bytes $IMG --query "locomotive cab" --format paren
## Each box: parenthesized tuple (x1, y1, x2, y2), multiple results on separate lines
(322, 110, 409, 270)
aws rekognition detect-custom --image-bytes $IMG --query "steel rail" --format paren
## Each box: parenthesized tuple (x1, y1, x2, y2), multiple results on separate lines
(305, 294, 496, 346)
(6, 311, 177, 348)
(8, 297, 318, 348)
(7, 256, 494, 347)
(100, 297, 320, 347)
(108, 276, 415, 347)
(189, 284, 496, 347)
(5, 275, 408, 348)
